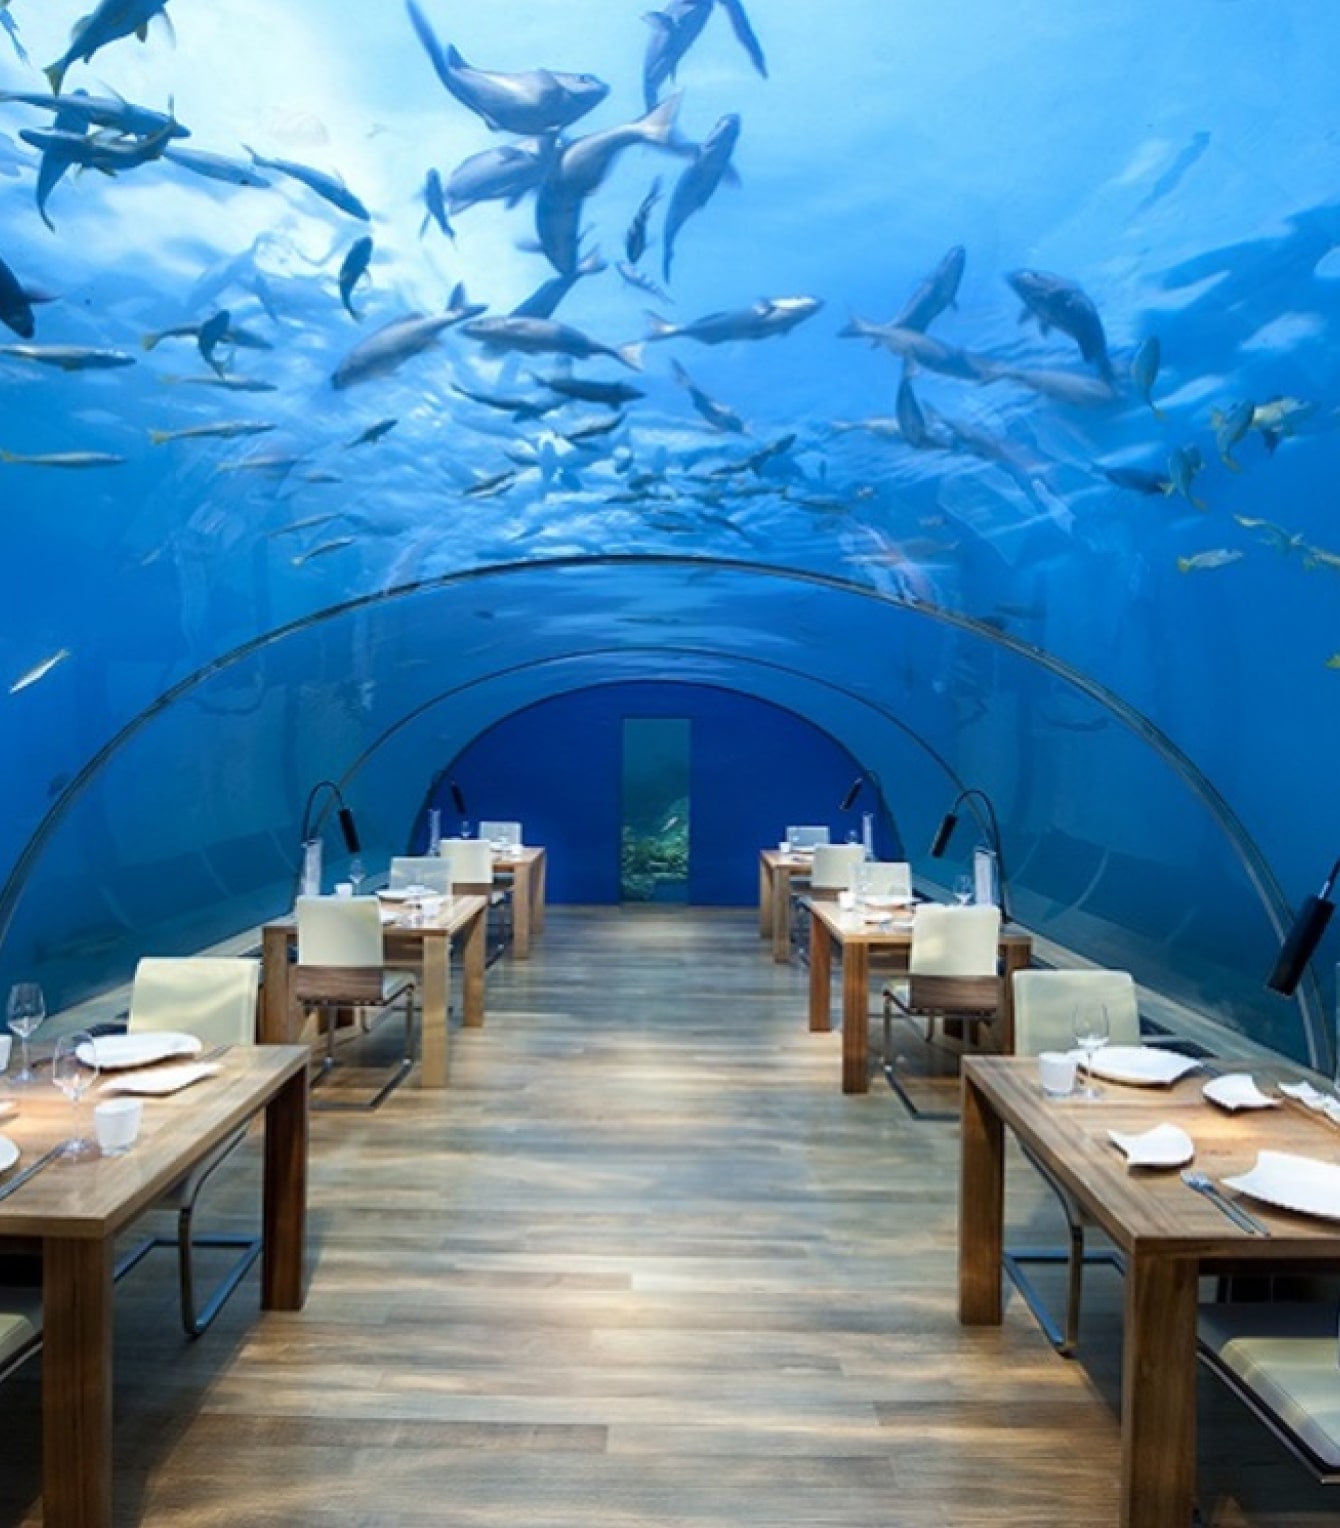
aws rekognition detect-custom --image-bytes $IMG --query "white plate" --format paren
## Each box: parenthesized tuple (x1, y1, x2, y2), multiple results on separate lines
(0, 1100, 15, 1123)
(377, 886, 416, 901)
(0, 1135, 17, 1173)
(863, 894, 911, 910)
(1108, 1123, 1195, 1169)
(1223, 1150, 1340, 1221)
(77, 1032, 203, 1070)
(1085, 1046, 1202, 1087)
(100, 1061, 222, 1096)
(1203, 1073, 1280, 1112)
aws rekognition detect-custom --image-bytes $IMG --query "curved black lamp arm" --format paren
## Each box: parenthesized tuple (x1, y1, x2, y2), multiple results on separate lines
(299, 779, 361, 855)
(928, 786, 1010, 922)
(837, 768, 906, 858)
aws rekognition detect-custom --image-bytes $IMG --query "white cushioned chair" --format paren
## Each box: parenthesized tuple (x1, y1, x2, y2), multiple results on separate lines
(856, 860, 913, 901)
(439, 838, 510, 959)
(882, 903, 1002, 1118)
(1004, 968, 1140, 1354)
(113, 956, 263, 1336)
(478, 820, 523, 848)
(294, 896, 416, 1110)
(786, 824, 830, 848)
(389, 856, 453, 895)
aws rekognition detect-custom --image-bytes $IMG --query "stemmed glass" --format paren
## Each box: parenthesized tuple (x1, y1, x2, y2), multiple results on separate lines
(1072, 1001, 1111, 1101)
(6, 982, 46, 1087)
(348, 855, 366, 895)
(953, 874, 974, 906)
(51, 1032, 101, 1161)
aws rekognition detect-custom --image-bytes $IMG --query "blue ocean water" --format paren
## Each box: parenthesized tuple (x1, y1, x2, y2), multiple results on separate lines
(1, 1, 1337, 1060)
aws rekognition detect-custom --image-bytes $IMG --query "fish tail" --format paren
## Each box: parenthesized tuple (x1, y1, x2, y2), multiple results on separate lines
(1175, 558, 1192, 574)
(0, 450, 15, 463)
(644, 311, 676, 340)
(1220, 452, 1242, 472)
(617, 342, 645, 372)
(43, 60, 65, 95)
(148, 430, 170, 445)
(640, 91, 682, 144)
(1262, 428, 1281, 455)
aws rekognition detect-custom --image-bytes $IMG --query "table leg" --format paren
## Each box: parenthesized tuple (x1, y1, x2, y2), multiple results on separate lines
(260, 922, 295, 1044)
(512, 860, 533, 959)
(461, 907, 486, 1029)
(958, 1068, 1004, 1325)
(773, 865, 794, 962)
(262, 1063, 308, 1312)
(419, 936, 450, 1087)
(809, 910, 832, 1032)
(534, 850, 546, 935)
(759, 855, 772, 939)
(1120, 1250, 1199, 1528)
(43, 1235, 114, 1528)
(842, 942, 871, 1094)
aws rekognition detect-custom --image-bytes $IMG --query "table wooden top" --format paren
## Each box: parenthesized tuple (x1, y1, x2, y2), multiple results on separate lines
(963, 1055, 1340, 1260)
(492, 845, 543, 868)
(266, 893, 489, 942)
(0, 1044, 308, 1241)
(807, 898, 1033, 951)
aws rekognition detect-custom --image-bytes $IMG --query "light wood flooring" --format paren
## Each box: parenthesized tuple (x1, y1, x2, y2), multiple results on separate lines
(0, 906, 1335, 1526)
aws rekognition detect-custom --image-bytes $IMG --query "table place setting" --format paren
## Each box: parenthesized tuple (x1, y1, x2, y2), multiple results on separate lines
(98, 1060, 224, 1097)
(1277, 1079, 1340, 1126)
(1107, 1122, 1196, 1169)
(1202, 1072, 1281, 1111)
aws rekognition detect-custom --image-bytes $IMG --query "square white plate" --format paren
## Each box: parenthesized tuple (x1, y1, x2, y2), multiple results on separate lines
(1107, 1123, 1195, 1169)
(1085, 1046, 1202, 1087)
(99, 1061, 223, 1096)
(0, 1135, 17, 1173)
(1223, 1150, 1340, 1221)
(1202, 1073, 1280, 1112)
(77, 1032, 203, 1070)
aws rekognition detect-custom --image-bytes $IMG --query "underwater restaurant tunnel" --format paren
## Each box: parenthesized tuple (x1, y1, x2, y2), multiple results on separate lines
(0, 554, 1320, 1071)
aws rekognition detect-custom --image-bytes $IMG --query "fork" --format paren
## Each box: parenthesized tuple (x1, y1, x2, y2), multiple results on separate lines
(1181, 1169, 1271, 1236)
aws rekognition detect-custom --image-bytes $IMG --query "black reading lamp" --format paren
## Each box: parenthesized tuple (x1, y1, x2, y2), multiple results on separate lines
(839, 772, 871, 813)
(928, 786, 1011, 923)
(450, 779, 467, 818)
(1266, 856, 1340, 997)
(300, 779, 361, 855)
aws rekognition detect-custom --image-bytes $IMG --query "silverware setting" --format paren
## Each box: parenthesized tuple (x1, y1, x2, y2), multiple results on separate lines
(0, 1143, 65, 1204)
(1181, 1168, 1272, 1236)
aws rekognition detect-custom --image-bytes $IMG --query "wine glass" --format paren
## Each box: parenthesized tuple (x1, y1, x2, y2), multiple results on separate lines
(1072, 1001, 1111, 1101)
(953, 874, 974, 906)
(6, 982, 46, 1088)
(51, 1031, 100, 1161)
(348, 855, 366, 895)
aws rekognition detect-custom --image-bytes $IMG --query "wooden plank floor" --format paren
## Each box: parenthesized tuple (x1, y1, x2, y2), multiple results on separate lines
(0, 906, 1335, 1525)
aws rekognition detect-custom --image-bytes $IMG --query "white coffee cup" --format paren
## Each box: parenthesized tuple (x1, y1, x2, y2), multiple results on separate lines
(0, 1034, 11, 1071)
(837, 890, 856, 912)
(94, 1097, 143, 1155)
(334, 881, 354, 898)
(1038, 1050, 1078, 1098)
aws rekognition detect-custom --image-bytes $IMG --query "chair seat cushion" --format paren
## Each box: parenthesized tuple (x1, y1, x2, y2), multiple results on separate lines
(1198, 1302, 1340, 1470)
(295, 966, 414, 1006)
(0, 1306, 40, 1369)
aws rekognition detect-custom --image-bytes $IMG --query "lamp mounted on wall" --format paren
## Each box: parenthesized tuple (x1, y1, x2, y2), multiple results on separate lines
(928, 786, 1011, 923)
(450, 779, 467, 818)
(1266, 856, 1340, 998)
(297, 779, 361, 898)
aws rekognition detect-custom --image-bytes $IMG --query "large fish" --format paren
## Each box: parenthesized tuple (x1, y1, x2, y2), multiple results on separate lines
(0, 344, 135, 370)
(837, 315, 997, 381)
(535, 94, 681, 274)
(510, 250, 606, 322)
(338, 234, 374, 320)
(443, 135, 555, 214)
(646, 295, 822, 345)
(419, 168, 454, 238)
(0, 449, 125, 468)
(662, 113, 740, 282)
(0, 253, 36, 338)
(1211, 400, 1254, 471)
(669, 358, 745, 433)
(245, 148, 370, 221)
(642, 0, 713, 109)
(406, 1, 608, 134)
(20, 119, 176, 175)
(46, 0, 174, 96)
(163, 146, 271, 188)
(0, 89, 188, 140)
(330, 283, 484, 389)
(0, 4, 26, 64)
(1006, 268, 1113, 381)
(890, 245, 965, 333)
(716, 0, 768, 79)
(460, 314, 643, 371)
(624, 178, 662, 265)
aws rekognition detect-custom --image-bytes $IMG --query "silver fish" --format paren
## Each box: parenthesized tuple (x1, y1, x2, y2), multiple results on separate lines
(716, 0, 768, 79)
(0, 89, 188, 140)
(662, 113, 740, 282)
(1130, 336, 1164, 418)
(344, 418, 398, 449)
(646, 295, 822, 345)
(625, 178, 662, 265)
(510, 250, 605, 322)
(1168, 443, 1206, 509)
(669, 358, 745, 433)
(1007, 267, 1113, 381)
(245, 147, 370, 220)
(9, 647, 71, 693)
(1211, 400, 1255, 471)
(642, 0, 713, 110)
(46, 0, 173, 95)
(837, 315, 995, 381)
(163, 146, 271, 187)
(330, 283, 484, 389)
(444, 135, 555, 214)
(0, 449, 125, 468)
(19, 119, 176, 174)
(890, 245, 965, 333)
(1177, 548, 1242, 574)
(149, 421, 276, 445)
(292, 537, 356, 566)
(461, 315, 643, 371)
(339, 234, 374, 320)
(419, 168, 454, 238)
(0, 344, 135, 370)
(406, 2, 608, 135)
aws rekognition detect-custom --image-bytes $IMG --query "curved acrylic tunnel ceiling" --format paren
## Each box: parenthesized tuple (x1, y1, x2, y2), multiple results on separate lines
(0, 556, 1318, 1064)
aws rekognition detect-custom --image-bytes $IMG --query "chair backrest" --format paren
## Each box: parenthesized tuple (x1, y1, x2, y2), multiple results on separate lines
(438, 838, 495, 884)
(389, 856, 453, 894)
(908, 903, 1002, 976)
(478, 820, 523, 848)
(787, 825, 830, 848)
(858, 860, 913, 900)
(296, 895, 385, 968)
(809, 842, 866, 892)
(1012, 969, 1141, 1055)
(128, 956, 260, 1047)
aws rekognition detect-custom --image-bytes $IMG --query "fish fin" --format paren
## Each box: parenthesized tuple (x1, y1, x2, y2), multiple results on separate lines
(617, 342, 645, 372)
(158, 11, 176, 48)
(1262, 428, 1282, 455)
(43, 61, 65, 95)
(640, 91, 682, 144)
(135, 23, 148, 41)
(577, 250, 607, 276)
(419, 211, 429, 237)
(644, 311, 676, 339)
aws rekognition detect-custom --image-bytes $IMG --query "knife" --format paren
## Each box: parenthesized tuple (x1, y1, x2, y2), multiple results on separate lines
(0, 1143, 65, 1204)
(1181, 1169, 1272, 1236)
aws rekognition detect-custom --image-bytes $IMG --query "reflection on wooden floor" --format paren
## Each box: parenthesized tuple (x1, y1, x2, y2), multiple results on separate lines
(0, 907, 1334, 1525)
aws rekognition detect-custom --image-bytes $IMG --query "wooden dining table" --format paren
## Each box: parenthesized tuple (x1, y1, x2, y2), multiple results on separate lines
(0, 1043, 309, 1528)
(758, 848, 814, 962)
(806, 899, 1034, 1093)
(491, 845, 546, 958)
(261, 894, 488, 1088)
(959, 1054, 1340, 1528)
